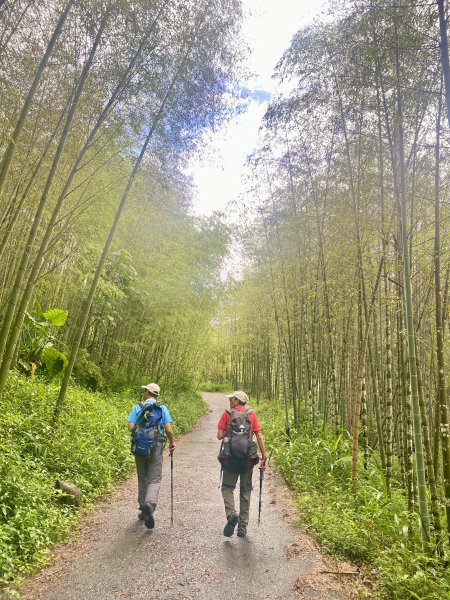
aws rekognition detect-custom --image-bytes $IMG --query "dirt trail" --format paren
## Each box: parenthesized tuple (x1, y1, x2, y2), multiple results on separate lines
(19, 393, 361, 600)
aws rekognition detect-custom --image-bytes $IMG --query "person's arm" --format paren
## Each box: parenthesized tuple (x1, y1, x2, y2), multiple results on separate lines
(127, 405, 139, 432)
(217, 411, 229, 440)
(255, 431, 267, 470)
(164, 422, 176, 453)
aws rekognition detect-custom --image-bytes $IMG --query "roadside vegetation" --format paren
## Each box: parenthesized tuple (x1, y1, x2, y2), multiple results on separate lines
(198, 381, 232, 393)
(0, 373, 206, 586)
(258, 402, 450, 599)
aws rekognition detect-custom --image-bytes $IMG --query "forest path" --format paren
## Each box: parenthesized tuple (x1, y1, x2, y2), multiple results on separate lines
(19, 393, 360, 600)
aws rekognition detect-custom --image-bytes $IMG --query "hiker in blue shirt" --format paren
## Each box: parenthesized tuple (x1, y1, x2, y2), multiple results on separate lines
(128, 382, 175, 529)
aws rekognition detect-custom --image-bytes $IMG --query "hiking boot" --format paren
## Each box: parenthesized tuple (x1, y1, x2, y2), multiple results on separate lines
(223, 513, 239, 537)
(142, 504, 155, 529)
(138, 511, 145, 521)
(237, 523, 247, 538)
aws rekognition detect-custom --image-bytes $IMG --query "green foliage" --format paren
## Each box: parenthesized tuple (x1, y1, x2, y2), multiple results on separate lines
(41, 309, 68, 327)
(258, 401, 450, 599)
(163, 390, 208, 437)
(72, 349, 105, 391)
(41, 348, 68, 378)
(376, 549, 450, 600)
(0, 0, 244, 406)
(198, 380, 232, 392)
(0, 373, 132, 584)
(0, 373, 206, 584)
(18, 309, 68, 379)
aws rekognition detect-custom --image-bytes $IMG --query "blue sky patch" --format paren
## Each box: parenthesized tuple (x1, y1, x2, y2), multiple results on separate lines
(241, 87, 272, 104)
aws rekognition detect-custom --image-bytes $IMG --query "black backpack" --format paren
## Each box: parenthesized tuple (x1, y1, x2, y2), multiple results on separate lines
(131, 402, 164, 457)
(218, 409, 259, 470)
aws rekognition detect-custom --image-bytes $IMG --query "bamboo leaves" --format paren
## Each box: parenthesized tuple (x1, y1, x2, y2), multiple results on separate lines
(0, 0, 245, 407)
(217, 0, 450, 556)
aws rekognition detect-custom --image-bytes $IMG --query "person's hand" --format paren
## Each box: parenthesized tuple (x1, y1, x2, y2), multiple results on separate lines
(169, 443, 176, 456)
(259, 456, 267, 470)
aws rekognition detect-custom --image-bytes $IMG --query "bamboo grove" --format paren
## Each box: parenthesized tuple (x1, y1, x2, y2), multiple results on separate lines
(0, 0, 245, 414)
(214, 0, 450, 553)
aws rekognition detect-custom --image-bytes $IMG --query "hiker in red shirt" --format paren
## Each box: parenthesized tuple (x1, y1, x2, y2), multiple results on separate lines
(217, 391, 266, 538)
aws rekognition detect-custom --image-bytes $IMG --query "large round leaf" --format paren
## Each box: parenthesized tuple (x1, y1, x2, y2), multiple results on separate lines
(42, 309, 68, 327)
(42, 348, 68, 378)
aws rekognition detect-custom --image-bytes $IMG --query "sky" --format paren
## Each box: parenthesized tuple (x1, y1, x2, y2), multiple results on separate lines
(187, 0, 324, 217)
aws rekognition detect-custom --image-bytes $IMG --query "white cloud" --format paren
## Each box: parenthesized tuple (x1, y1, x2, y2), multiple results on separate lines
(188, 0, 324, 218)
(241, 0, 318, 91)
(187, 99, 266, 216)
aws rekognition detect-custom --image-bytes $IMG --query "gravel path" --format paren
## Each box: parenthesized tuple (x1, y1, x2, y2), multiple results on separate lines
(19, 393, 361, 600)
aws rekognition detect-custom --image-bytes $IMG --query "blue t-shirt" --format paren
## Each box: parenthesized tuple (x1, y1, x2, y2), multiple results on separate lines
(128, 399, 172, 437)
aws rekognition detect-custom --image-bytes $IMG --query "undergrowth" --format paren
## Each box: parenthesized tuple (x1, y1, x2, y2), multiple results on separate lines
(0, 372, 206, 586)
(197, 380, 232, 392)
(258, 401, 450, 600)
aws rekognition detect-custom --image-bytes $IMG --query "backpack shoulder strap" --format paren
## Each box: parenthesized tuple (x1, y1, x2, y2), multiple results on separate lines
(244, 409, 253, 438)
(152, 404, 163, 422)
(224, 409, 234, 436)
(136, 403, 148, 426)
(243, 409, 253, 422)
(136, 402, 157, 425)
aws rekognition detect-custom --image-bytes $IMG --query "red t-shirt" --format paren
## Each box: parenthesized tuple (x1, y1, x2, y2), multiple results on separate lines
(217, 404, 261, 433)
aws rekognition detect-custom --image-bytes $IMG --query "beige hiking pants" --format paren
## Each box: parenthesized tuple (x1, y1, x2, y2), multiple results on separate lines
(221, 467, 253, 525)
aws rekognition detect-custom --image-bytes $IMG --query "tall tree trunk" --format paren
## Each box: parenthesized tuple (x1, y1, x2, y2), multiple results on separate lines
(53, 23, 203, 419)
(0, 0, 75, 199)
(351, 258, 383, 490)
(260, 217, 290, 435)
(0, 11, 109, 396)
(416, 350, 442, 544)
(0, 99, 68, 262)
(433, 79, 450, 538)
(438, 0, 450, 128)
(394, 19, 431, 550)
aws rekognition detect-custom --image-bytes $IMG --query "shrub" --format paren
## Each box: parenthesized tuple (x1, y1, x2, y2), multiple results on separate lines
(198, 380, 232, 392)
(161, 390, 207, 436)
(72, 349, 106, 391)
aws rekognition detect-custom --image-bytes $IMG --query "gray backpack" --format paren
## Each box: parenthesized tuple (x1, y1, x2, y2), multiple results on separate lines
(218, 409, 259, 468)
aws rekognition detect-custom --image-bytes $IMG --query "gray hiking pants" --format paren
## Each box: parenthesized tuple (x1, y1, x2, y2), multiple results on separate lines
(221, 467, 253, 525)
(135, 442, 164, 511)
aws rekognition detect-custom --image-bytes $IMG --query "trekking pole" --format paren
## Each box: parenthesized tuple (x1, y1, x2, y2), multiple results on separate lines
(258, 467, 264, 526)
(218, 440, 224, 489)
(170, 448, 174, 527)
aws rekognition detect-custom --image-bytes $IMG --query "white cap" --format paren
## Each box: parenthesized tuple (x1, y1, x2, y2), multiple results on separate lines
(226, 390, 248, 405)
(141, 382, 160, 396)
